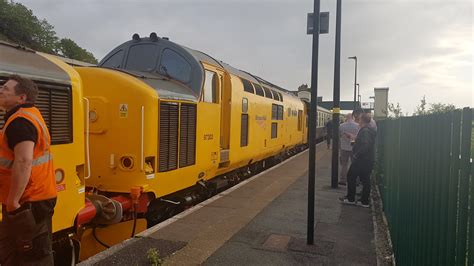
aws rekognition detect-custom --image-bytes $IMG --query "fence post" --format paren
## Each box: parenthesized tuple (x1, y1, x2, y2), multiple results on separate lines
(446, 110, 462, 265)
(455, 107, 472, 265)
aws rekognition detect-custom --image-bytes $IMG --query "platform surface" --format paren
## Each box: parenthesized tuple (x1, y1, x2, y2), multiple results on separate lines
(81, 146, 376, 265)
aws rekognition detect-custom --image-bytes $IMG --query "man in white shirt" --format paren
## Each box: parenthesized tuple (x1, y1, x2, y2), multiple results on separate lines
(338, 113, 359, 185)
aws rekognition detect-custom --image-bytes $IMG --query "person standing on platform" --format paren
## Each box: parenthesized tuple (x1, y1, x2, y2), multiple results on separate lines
(338, 113, 359, 186)
(0, 75, 57, 266)
(353, 108, 377, 131)
(352, 108, 363, 123)
(369, 117, 377, 131)
(339, 113, 376, 207)
(325, 118, 333, 149)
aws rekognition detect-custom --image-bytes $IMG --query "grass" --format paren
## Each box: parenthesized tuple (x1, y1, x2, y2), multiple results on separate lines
(147, 248, 162, 266)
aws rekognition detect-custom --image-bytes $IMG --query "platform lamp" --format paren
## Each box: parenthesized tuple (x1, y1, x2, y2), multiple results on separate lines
(356, 83, 360, 107)
(348, 56, 357, 109)
(369, 96, 375, 113)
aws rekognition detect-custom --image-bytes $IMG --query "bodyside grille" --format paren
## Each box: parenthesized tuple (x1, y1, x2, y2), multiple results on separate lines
(158, 102, 179, 172)
(179, 103, 196, 168)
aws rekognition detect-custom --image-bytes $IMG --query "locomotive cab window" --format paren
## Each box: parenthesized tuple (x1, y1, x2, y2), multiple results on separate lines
(102, 50, 124, 68)
(125, 44, 159, 72)
(203, 70, 218, 103)
(158, 48, 192, 83)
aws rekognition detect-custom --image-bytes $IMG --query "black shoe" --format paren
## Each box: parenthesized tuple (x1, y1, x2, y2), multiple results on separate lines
(338, 182, 347, 186)
(358, 202, 370, 208)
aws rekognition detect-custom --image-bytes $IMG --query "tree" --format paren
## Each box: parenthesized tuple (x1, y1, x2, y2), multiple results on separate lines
(412, 96, 457, 116)
(0, 0, 98, 62)
(56, 38, 98, 64)
(413, 95, 427, 116)
(387, 102, 403, 118)
(0, 1, 57, 52)
(35, 19, 58, 53)
(427, 103, 456, 114)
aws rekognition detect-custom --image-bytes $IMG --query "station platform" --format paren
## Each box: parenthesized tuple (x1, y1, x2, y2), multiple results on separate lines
(80, 145, 377, 265)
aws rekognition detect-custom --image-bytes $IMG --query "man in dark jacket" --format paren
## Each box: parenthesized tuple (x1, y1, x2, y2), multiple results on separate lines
(340, 113, 376, 207)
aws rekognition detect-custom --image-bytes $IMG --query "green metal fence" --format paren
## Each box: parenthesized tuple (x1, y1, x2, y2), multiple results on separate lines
(376, 108, 473, 266)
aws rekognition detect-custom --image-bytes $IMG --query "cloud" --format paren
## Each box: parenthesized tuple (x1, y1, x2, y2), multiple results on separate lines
(15, 0, 473, 112)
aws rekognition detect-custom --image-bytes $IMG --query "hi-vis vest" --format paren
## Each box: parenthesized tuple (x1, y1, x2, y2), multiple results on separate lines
(0, 107, 56, 204)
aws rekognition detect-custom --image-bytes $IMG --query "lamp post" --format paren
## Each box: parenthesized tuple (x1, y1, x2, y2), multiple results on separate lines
(356, 83, 360, 107)
(330, 0, 342, 189)
(307, 0, 321, 246)
(348, 56, 357, 109)
(369, 95, 375, 112)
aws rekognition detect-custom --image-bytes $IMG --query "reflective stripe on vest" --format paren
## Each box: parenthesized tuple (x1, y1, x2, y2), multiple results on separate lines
(0, 151, 53, 169)
(15, 110, 51, 151)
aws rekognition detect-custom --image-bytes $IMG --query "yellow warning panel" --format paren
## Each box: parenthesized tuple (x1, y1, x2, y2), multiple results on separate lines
(119, 103, 128, 118)
(79, 219, 147, 261)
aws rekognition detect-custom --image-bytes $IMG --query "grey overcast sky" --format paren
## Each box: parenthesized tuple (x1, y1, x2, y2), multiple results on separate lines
(17, 0, 473, 113)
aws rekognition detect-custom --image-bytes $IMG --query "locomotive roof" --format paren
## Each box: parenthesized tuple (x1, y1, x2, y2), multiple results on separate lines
(182, 46, 296, 97)
(100, 34, 300, 102)
(0, 41, 71, 85)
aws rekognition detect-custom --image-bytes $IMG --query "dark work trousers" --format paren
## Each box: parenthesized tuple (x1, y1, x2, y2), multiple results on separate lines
(326, 135, 332, 148)
(346, 160, 373, 204)
(0, 199, 56, 266)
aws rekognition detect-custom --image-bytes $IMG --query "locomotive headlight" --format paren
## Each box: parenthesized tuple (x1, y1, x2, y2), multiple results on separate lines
(55, 169, 65, 184)
(120, 156, 135, 170)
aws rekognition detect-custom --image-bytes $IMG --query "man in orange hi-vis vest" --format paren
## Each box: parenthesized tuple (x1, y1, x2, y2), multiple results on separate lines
(0, 75, 56, 266)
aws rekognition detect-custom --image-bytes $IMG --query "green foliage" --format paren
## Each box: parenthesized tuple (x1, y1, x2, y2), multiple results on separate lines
(387, 102, 403, 118)
(413, 96, 456, 116)
(57, 38, 98, 64)
(147, 248, 162, 266)
(427, 102, 456, 114)
(0, 0, 97, 63)
(413, 95, 427, 116)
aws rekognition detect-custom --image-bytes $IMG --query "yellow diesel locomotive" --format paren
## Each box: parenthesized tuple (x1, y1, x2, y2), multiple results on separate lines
(0, 34, 331, 262)
(0, 41, 88, 262)
(0, 42, 149, 263)
(77, 33, 330, 226)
